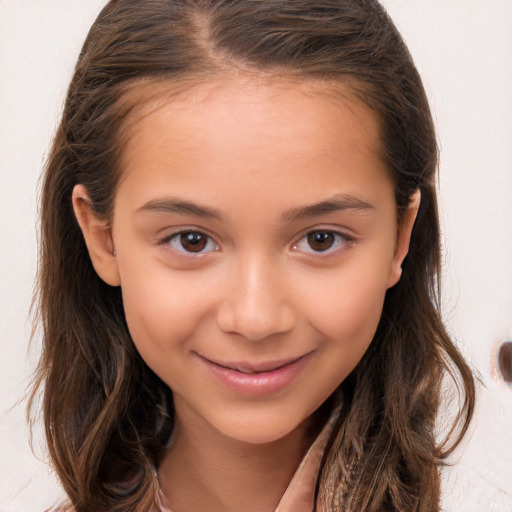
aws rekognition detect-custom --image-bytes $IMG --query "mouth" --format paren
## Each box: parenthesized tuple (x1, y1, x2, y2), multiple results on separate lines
(210, 355, 309, 375)
(195, 351, 314, 396)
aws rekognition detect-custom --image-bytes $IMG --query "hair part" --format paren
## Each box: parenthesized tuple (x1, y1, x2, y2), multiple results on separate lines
(30, 1, 475, 511)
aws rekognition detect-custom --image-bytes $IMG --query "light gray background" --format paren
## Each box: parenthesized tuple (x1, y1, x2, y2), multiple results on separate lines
(1, 1, 511, 510)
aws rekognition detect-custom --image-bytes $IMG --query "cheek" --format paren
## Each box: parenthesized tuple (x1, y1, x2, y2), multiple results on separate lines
(295, 274, 387, 410)
(317, 286, 385, 354)
(298, 260, 390, 340)
(310, 281, 386, 389)
(117, 257, 212, 360)
(120, 281, 207, 391)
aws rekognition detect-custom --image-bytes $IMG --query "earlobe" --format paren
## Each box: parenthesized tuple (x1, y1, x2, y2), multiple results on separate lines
(387, 189, 421, 288)
(72, 184, 121, 287)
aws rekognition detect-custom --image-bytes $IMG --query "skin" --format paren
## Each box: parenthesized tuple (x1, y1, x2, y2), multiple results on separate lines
(73, 78, 419, 512)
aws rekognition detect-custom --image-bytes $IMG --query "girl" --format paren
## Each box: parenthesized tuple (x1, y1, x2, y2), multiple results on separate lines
(31, 0, 475, 511)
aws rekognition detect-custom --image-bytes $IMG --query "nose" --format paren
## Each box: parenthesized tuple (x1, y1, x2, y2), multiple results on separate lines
(216, 255, 297, 341)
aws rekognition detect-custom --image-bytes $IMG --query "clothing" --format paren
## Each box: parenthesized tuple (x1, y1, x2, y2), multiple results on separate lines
(157, 411, 337, 512)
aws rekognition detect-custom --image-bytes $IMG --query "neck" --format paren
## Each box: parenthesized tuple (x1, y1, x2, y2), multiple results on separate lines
(158, 405, 326, 512)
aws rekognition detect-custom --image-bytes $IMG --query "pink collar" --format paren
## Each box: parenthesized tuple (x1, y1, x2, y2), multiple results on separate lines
(273, 411, 335, 512)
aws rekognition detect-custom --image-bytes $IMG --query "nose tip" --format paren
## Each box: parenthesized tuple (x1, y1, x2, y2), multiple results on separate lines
(216, 267, 296, 341)
(217, 299, 296, 341)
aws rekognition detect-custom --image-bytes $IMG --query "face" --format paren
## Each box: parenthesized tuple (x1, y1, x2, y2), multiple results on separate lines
(75, 78, 416, 445)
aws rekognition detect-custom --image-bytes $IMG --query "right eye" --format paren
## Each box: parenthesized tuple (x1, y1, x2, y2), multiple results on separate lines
(293, 229, 352, 255)
(164, 231, 219, 254)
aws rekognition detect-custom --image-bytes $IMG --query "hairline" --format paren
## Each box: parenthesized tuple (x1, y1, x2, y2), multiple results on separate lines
(109, 71, 394, 215)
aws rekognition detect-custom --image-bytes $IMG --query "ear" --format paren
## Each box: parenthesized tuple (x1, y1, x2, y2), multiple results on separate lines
(72, 184, 121, 286)
(387, 189, 421, 288)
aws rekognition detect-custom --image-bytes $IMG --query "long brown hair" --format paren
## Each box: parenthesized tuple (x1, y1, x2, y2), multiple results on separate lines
(30, 1, 475, 510)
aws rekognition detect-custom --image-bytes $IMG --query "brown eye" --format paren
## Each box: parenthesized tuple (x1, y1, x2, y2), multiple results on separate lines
(307, 231, 336, 252)
(180, 232, 207, 252)
(293, 230, 350, 255)
(165, 231, 218, 254)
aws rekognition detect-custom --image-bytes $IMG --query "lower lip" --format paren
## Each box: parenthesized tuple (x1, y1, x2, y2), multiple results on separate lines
(197, 353, 313, 397)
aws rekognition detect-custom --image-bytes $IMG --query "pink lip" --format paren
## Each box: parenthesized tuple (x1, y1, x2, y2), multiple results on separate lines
(195, 352, 314, 397)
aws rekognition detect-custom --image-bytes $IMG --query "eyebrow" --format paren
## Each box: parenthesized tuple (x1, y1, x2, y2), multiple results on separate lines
(136, 193, 374, 222)
(137, 197, 223, 220)
(280, 194, 374, 222)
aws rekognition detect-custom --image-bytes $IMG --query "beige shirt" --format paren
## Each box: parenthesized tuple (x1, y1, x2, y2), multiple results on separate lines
(157, 412, 336, 512)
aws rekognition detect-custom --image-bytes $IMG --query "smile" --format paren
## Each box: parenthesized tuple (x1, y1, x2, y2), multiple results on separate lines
(195, 352, 314, 397)
(214, 356, 308, 374)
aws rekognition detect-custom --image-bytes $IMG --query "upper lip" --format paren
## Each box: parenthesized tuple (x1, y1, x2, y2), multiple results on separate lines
(198, 352, 313, 374)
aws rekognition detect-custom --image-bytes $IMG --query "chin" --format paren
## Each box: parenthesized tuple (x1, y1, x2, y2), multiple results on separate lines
(211, 410, 309, 446)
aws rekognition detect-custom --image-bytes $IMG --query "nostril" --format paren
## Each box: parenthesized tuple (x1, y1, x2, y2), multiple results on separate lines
(497, 341, 512, 384)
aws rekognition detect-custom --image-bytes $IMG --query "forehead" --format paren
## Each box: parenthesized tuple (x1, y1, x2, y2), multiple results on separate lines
(119, 76, 381, 150)
(115, 77, 391, 210)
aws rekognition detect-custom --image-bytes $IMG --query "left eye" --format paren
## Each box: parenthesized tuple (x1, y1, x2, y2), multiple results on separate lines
(293, 230, 350, 254)
(166, 231, 218, 254)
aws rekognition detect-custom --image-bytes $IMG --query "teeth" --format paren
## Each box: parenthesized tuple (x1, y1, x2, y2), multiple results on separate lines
(237, 367, 257, 374)
(211, 354, 307, 375)
(235, 364, 286, 374)
(231, 365, 268, 374)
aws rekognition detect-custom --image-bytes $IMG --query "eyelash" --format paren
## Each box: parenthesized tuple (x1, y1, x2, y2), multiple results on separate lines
(293, 230, 353, 255)
(161, 230, 219, 255)
(160, 229, 353, 256)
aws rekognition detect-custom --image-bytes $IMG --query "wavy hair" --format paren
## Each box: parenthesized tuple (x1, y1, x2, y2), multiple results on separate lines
(30, 1, 475, 510)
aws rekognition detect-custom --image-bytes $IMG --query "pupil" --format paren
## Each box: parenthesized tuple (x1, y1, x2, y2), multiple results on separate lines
(181, 232, 207, 252)
(308, 231, 334, 251)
